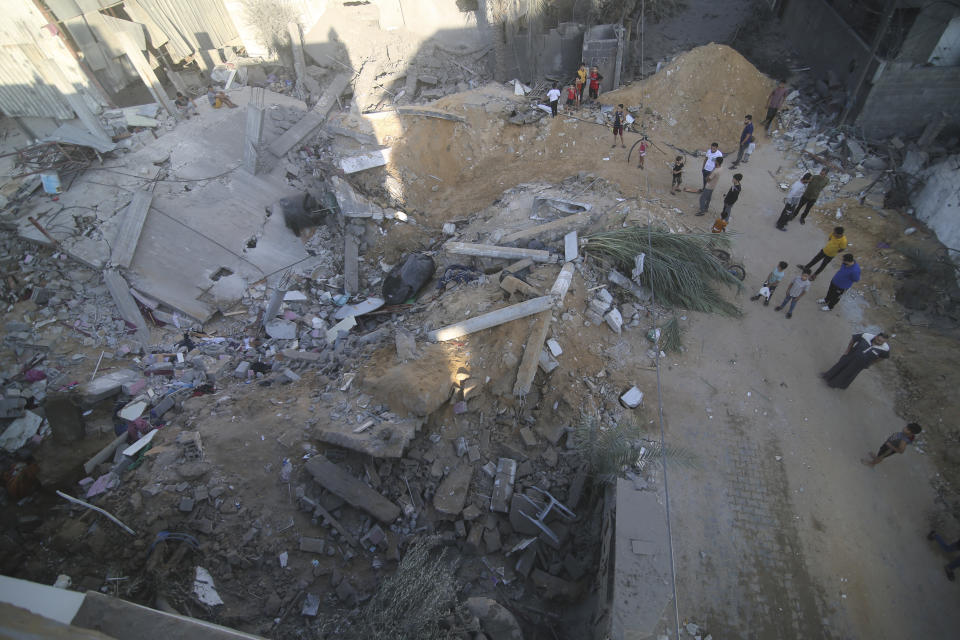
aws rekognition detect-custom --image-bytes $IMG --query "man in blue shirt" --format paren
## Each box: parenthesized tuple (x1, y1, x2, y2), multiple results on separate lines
(818, 254, 860, 311)
(731, 115, 753, 168)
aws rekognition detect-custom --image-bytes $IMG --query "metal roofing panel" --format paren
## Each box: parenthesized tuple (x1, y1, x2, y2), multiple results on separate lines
(128, 0, 240, 60)
(0, 45, 74, 120)
(45, 0, 84, 21)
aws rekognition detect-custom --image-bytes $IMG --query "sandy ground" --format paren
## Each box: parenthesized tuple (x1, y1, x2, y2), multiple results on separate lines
(638, 140, 960, 638)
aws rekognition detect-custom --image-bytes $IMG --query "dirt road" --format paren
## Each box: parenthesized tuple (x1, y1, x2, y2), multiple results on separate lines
(645, 141, 960, 638)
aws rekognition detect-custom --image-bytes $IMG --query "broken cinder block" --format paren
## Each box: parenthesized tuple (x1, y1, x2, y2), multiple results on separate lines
(490, 458, 517, 513)
(620, 386, 643, 408)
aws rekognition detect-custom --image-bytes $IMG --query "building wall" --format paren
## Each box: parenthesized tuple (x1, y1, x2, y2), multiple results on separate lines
(912, 155, 960, 264)
(780, 0, 877, 95)
(855, 63, 960, 138)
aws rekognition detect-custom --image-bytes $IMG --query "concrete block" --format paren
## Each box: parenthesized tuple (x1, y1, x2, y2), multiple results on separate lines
(519, 427, 538, 448)
(433, 464, 472, 516)
(442, 222, 457, 235)
(234, 361, 250, 378)
(282, 368, 301, 382)
(595, 288, 613, 305)
(300, 536, 326, 554)
(305, 455, 400, 522)
(620, 386, 643, 408)
(564, 230, 578, 262)
(546, 338, 562, 357)
(80, 369, 143, 405)
(491, 458, 517, 513)
(538, 350, 559, 373)
(588, 297, 611, 316)
(604, 307, 623, 334)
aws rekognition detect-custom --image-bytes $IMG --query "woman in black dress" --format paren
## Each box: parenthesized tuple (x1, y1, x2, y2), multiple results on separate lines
(822, 332, 890, 389)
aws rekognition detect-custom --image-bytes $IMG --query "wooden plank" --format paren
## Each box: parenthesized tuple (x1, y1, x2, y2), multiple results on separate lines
(103, 269, 151, 349)
(444, 242, 557, 263)
(305, 455, 401, 523)
(268, 73, 351, 157)
(428, 295, 553, 342)
(111, 191, 152, 268)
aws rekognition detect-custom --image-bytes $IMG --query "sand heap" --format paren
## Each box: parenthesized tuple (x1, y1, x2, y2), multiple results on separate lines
(602, 44, 776, 153)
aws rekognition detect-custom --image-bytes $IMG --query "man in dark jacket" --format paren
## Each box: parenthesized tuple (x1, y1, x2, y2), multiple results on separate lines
(795, 168, 830, 224)
(731, 115, 753, 168)
(818, 254, 860, 311)
(721, 173, 742, 221)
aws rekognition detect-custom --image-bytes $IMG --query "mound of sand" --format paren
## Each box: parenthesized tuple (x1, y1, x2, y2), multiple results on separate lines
(601, 44, 775, 154)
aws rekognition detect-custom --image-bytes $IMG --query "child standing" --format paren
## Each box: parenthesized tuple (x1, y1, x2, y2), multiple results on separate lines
(612, 104, 625, 148)
(589, 67, 603, 101)
(774, 268, 812, 319)
(751, 261, 788, 306)
(576, 63, 587, 102)
(546, 83, 561, 118)
(566, 84, 577, 110)
(862, 423, 922, 467)
(721, 173, 742, 221)
(636, 139, 647, 169)
(670, 155, 684, 194)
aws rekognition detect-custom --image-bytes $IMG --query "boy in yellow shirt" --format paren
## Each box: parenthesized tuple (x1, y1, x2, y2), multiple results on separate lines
(801, 226, 847, 280)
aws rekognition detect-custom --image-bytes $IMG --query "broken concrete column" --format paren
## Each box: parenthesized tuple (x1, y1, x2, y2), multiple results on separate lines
(344, 235, 359, 295)
(491, 458, 517, 513)
(243, 89, 266, 175)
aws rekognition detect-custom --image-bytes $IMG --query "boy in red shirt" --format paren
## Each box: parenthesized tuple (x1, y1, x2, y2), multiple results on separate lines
(566, 85, 577, 110)
(588, 67, 603, 101)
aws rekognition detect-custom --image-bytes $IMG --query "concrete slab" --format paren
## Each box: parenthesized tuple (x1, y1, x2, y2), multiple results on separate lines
(268, 73, 351, 158)
(103, 270, 151, 349)
(313, 414, 421, 458)
(611, 478, 672, 640)
(339, 148, 392, 173)
(305, 455, 401, 523)
(110, 191, 152, 268)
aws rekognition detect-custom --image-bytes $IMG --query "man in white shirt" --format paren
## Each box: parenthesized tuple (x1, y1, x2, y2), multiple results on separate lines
(546, 84, 561, 118)
(775, 173, 812, 231)
(701, 143, 722, 190)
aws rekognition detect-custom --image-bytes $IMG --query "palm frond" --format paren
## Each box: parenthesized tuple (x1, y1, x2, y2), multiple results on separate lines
(585, 226, 742, 316)
(660, 315, 682, 352)
(635, 438, 700, 471)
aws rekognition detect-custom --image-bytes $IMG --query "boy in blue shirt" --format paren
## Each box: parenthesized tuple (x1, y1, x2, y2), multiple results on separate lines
(751, 261, 788, 306)
(818, 254, 860, 311)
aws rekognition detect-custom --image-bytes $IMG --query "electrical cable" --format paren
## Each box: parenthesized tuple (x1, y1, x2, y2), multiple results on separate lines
(640, 1, 682, 638)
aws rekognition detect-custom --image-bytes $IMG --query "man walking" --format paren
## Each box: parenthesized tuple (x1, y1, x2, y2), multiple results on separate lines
(795, 168, 830, 224)
(802, 226, 847, 279)
(730, 115, 754, 168)
(761, 81, 789, 132)
(701, 142, 722, 190)
(697, 157, 723, 216)
(818, 254, 860, 311)
(776, 173, 811, 231)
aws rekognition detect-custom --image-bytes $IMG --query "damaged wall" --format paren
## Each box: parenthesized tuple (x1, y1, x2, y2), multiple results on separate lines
(912, 155, 960, 260)
(781, 0, 960, 138)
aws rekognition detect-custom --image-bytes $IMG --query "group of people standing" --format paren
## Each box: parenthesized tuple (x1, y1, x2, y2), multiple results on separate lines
(547, 62, 603, 117)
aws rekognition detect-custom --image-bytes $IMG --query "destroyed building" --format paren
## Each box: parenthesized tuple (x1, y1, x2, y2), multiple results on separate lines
(2, 1, 960, 640)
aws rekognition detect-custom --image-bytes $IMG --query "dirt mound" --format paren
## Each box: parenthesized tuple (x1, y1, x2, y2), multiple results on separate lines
(601, 43, 775, 153)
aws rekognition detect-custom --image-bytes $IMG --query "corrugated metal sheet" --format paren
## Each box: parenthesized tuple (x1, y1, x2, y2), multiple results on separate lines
(0, 45, 74, 119)
(0, 1, 106, 121)
(127, 0, 240, 60)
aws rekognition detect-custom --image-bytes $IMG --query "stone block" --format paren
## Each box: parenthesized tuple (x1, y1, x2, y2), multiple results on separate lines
(620, 386, 643, 408)
(300, 536, 326, 554)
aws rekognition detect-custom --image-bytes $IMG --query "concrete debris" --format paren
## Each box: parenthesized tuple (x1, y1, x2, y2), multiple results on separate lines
(491, 458, 517, 513)
(339, 148, 392, 174)
(620, 386, 644, 408)
(0, 410, 45, 452)
(433, 464, 473, 516)
(193, 567, 224, 606)
(305, 455, 400, 523)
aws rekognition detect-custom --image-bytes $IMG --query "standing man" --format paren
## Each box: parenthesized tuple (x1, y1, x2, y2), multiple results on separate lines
(775, 173, 812, 231)
(818, 254, 860, 311)
(821, 331, 890, 389)
(547, 83, 561, 118)
(697, 156, 723, 216)
(795, 168, 830, 224)
(701, 142, 723, 190)
(721, 173, 742, 221)
(802, 226, 847, 279)
(730, 115, 754, 168)
(611, 104, 626, 148)
(761, 81, 789, 132)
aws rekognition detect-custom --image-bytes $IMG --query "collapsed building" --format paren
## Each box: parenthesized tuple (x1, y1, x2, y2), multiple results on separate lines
(1, 1, 960, 639)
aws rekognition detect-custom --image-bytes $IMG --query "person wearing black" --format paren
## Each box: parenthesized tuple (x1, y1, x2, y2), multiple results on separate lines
(611, 104, 625, 148)
(670, 155, 684, 195)
(721, 173, 742, 221)
(821, 332, 890, 389)
(730, 115, 753, 168)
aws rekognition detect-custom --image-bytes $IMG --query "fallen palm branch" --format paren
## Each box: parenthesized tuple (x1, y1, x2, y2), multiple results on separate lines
(661, 315, 683, 352)
(584, 226, 742, 316)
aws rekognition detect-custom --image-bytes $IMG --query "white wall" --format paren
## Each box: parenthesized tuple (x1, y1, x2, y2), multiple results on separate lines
(913, 155, 960, 262)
